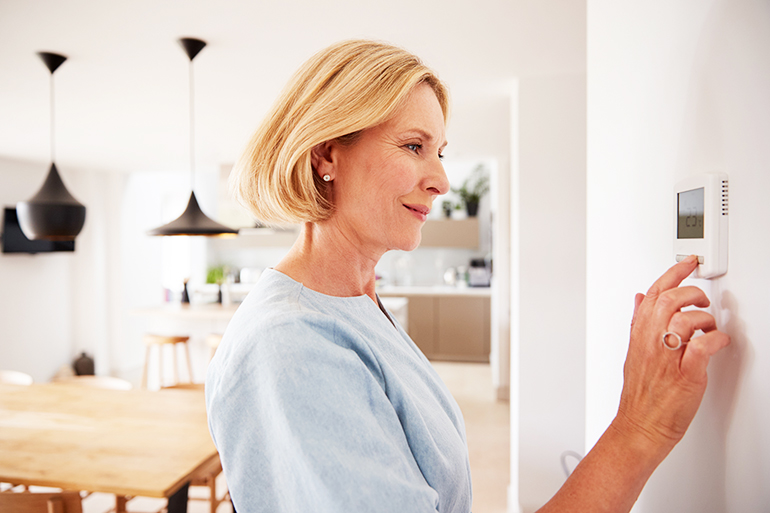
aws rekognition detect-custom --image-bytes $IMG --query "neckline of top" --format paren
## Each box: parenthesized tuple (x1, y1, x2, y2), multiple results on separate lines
(263, 268, 397, 328)
(264, 268, 372, 303)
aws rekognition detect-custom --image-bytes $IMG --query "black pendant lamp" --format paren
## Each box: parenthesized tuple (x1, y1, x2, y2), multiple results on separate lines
(17, 52, 86, 241)
(148, 38, 238, 237)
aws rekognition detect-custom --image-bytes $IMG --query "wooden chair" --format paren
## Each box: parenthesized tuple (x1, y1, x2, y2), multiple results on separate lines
(188, 455, 228, 513)
(0, 490, 83, 513)
(0, 370, 34, 385)
(161, 384, 228, 513)
(55, 376, 132, 391)
(141, 334, 193, 389)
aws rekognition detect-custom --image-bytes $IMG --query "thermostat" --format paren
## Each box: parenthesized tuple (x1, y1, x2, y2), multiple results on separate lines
(673, 173, 729, 279)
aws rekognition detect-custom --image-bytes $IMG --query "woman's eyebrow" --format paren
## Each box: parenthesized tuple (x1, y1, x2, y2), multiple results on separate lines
(400, 129, 448, 147)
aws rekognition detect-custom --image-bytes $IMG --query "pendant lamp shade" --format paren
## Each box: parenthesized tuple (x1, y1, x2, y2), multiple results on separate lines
(148, 38, 238, 237)
(147, 192, 238, 236)
(17, 52, 86, 241)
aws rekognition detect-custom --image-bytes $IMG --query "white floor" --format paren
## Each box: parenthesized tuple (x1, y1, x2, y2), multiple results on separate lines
(80, 362, 509, 513)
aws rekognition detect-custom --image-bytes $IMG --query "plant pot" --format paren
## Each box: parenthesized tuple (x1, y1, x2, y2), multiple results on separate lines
(465, 201, 479, 217)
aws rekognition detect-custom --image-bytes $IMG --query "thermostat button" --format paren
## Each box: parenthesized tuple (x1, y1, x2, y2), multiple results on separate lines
(676, 254, 704, 264)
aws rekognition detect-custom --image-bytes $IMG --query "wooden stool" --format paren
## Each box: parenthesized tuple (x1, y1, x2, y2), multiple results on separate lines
(205, 333, 223, 361)
(141, 334, 193, 389)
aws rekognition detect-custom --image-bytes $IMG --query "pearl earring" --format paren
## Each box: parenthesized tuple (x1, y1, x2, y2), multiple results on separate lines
(323, 174, 332, 182)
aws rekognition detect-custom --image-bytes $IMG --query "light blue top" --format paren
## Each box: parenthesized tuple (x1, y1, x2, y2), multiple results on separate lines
(205, 268, 472, 513)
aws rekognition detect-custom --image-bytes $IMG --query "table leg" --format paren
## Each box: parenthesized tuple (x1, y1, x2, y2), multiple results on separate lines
(115, 495, 127, 513)
(167, 482, 190, 513)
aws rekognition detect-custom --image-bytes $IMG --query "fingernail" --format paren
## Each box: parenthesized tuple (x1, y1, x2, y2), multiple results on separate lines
(687, 255, 698, 263)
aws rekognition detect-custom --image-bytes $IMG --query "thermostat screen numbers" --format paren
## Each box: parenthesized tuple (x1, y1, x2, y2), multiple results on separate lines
(677, 187, 704, 239)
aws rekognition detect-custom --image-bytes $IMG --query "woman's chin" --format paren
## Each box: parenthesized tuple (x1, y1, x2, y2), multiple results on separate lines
(396, 233, 422, 252)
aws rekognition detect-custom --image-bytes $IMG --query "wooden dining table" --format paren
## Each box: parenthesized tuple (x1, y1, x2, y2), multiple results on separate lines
(0, 382, 219, 513)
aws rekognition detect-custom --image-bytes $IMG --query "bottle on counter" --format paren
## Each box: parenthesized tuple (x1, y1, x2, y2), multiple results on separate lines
(456, 265, 469, 288)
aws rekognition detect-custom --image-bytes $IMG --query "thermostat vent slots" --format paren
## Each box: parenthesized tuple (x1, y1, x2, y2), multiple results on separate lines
(721, 180, 729, 216)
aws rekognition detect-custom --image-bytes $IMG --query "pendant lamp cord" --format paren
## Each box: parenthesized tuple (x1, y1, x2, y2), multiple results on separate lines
(189, 59, 195, 192)
(50, 73, 55, 164)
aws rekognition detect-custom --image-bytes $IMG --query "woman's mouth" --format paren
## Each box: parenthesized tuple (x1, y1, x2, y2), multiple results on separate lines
(403, 203, 430, 222)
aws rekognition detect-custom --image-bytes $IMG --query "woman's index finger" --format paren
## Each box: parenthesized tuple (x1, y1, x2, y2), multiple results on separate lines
(646, 255, 698, 299)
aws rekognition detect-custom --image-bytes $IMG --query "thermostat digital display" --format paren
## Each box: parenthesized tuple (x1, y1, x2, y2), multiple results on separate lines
(673, 173, 728, 279)
(677, 188, 704, 239)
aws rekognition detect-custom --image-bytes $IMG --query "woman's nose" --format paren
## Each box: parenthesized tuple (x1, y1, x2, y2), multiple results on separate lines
(425, 158, 450, 196)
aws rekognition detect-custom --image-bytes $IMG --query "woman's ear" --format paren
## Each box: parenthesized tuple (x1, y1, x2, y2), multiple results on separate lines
(311, 141, 335, 181)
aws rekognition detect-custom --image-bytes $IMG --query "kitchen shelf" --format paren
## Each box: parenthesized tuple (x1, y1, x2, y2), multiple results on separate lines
(419, 218, 479, 248)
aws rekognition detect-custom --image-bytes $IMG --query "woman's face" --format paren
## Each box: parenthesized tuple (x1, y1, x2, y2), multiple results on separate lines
(320, 83, 450, 255)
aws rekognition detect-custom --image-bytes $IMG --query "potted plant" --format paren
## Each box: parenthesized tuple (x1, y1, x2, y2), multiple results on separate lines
(452, 164, 490, 217)
(441, 200, 454, 219)
(206, 265, 226, 303)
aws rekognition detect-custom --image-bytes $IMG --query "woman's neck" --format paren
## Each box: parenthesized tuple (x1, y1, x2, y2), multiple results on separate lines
(274, 222, 383, 302)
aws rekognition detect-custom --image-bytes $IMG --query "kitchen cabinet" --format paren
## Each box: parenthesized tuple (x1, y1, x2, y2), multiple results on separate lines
(379, 288, 491, 362)
(435, 296, 490, 361)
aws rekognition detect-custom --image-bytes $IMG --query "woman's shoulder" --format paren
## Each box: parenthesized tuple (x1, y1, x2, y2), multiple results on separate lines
(206, 292, 386, 411)
(218, 271, 376, 364)
(208, 268, 387, 389)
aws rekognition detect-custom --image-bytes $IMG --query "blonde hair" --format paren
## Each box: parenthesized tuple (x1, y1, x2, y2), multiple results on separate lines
(231, 39, 449, 224)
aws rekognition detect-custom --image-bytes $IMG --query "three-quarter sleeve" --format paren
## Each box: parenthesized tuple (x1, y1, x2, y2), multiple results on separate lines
(207, 312, 441, 513)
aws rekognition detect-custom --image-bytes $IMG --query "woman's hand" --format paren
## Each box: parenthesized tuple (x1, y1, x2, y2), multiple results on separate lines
(537, 256, 730, 513)
(613, 255, 731, 455)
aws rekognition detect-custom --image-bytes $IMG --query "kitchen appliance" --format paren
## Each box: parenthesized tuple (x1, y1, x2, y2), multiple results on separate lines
(468, 258, 491, 287)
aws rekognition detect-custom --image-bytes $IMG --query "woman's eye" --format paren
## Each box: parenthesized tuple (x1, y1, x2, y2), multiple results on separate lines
(438, 153, 445, 161)
(405, 143, 421, 153)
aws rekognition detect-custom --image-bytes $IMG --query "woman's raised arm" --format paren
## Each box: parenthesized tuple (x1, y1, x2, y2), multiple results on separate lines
(537, 255, 731, 512)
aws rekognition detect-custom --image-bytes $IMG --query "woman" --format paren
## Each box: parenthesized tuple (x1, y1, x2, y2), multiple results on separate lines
(205, 40, 730, 513)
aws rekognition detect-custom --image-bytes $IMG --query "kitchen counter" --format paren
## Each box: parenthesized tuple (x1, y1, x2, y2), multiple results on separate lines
(131, 303, 240, 321)
(377, 285, 491, 298)
(131, 296, 409, 322)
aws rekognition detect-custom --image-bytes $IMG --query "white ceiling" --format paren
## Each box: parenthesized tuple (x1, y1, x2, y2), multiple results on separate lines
(0, 0, 584, 176)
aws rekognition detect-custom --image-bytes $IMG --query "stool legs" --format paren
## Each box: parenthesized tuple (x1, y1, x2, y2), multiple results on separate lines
(171, 343, 178, 385)
(183, 343, 193, 383)
(141, 335, 193, 390)
(159, 343, 166, 387)
(141, 345, 151, 390)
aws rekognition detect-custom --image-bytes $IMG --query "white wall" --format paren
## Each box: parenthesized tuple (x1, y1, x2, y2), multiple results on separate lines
(501, 2, 587, 511)
(515, 72, 587, 513)
(587, 0, 770, 511)
(0, 159, 74, 381)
